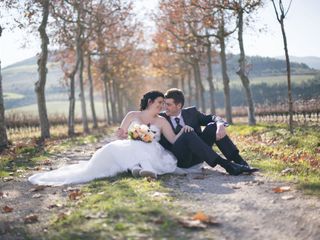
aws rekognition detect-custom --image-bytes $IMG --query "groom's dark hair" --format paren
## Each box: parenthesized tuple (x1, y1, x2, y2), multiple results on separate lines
(164, 88, 185, 107)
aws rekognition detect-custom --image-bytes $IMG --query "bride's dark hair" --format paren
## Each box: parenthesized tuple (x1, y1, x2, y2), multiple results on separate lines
(140, 91, 164, 110)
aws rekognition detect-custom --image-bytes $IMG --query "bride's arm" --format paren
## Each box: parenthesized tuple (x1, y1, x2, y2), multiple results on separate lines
(160, 118, 193, 144)
(115, 111, 137, 139)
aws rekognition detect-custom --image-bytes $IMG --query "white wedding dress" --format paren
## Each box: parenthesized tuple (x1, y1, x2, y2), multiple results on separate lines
(28, 122, 177, 186)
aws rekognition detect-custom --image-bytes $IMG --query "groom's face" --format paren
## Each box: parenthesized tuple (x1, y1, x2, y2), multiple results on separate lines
(165, 98, 182, 116)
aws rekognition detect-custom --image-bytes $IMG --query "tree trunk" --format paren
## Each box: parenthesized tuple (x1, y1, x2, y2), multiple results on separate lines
(0, 61, 8, 149)
(116, 84, 124, 121)
(187, 69, 192, 106)
(180, 72, 186, 95)
(102, 73, 111, 125)
(236, 9, 256, 125)
(68, 73, 76, 136)
(193, 60, 205, 112)
(219, 35, 232, 124)
(112, 79, 119, 122)
(35, 0, 50, 140)
(87, 54, 98, 129)
(108, 80, 116, 123)
(280, 19, 293, 133)
(205, 37, 216, 114)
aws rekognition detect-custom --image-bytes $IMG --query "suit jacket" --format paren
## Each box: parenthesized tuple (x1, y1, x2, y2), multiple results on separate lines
(159, 106, 227, 150)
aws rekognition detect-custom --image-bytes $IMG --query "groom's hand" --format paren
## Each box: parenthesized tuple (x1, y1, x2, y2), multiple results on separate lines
(182, 125, 194, 132)
(216, 123, 227, 140)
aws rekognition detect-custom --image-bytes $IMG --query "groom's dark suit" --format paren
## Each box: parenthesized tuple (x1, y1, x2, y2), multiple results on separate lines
(159, 107, 240, 168)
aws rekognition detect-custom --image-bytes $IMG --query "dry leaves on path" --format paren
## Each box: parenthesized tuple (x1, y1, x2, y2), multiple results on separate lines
(272, 186, 291, 193)
(2, 205, 14, 213)
(68, 189, 82, 200)
(179, 211, 220, 229)
(24, 214, 38, 224)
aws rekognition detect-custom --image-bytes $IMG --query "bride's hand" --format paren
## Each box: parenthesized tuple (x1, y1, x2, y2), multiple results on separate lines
(182, 125, 194, 133)
(115, 128, 128, 139)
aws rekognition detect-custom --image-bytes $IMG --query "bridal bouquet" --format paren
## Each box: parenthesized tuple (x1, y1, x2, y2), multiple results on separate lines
(128, 124, 155, 143)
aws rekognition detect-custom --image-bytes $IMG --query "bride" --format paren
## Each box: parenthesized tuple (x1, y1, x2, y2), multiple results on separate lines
(28, 91, 193, 186)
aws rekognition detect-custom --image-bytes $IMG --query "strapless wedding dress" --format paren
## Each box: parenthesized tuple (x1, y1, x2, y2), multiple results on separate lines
(28, 122, 177, 186)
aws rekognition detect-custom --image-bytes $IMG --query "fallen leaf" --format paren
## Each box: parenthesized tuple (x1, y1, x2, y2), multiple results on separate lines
(24, 214, 38, 224)
(281, 195, 295, 200)
(192, 212, 220, 225)
(272, 186, 291, 193)
(231, 185, 241, 189)
(192, 212, 209, 222)
(68, 190, 82, 200)
(2, 205, 13, 213)
(29, 185, 46, 192)
(178, 218, 206, 229)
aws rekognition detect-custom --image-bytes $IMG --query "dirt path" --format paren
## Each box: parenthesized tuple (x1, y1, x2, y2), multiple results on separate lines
(1, 136, 319, 240)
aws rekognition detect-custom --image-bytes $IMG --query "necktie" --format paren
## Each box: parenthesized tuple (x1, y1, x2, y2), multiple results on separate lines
(174, 117, 183, 134)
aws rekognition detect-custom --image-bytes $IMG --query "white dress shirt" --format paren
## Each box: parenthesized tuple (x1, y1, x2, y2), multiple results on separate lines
(170, 112, 185, 128)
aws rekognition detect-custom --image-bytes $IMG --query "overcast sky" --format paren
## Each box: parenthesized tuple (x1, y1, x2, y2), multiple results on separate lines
(1, 0, 319, 68)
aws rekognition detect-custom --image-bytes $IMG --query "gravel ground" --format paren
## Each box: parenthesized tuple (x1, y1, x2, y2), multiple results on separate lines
(1, 137, 319, 240)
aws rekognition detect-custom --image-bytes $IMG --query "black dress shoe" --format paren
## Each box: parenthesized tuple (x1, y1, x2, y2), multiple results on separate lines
(227, 163, 259, 176)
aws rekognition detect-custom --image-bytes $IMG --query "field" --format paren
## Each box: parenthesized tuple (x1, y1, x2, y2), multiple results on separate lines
(226, 74, 316, 88)
(5, 100, 107, 119)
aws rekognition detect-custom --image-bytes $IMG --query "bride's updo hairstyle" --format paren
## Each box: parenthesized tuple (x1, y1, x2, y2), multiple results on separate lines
(140, 91, 164, 110)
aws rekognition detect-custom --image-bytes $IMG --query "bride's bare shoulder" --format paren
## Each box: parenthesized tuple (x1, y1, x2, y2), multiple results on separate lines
(156, 115, 169, 125)
(125, 111, 141, 118)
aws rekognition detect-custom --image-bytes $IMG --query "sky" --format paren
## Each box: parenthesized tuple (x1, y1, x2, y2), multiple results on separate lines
(1, 0, 320, 68)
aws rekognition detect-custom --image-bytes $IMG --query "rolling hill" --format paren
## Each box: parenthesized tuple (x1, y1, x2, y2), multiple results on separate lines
(2, 54, 319, 113)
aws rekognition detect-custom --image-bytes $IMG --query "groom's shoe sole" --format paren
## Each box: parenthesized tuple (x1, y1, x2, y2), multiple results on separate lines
(132, 168, 142, 178)
(139, 170, 157, 179)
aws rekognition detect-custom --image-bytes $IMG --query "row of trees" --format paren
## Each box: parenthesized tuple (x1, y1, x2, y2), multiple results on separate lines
(150, 0, 294, 130)
(0, 0, 295, 151)
(0, 0, 148, 150)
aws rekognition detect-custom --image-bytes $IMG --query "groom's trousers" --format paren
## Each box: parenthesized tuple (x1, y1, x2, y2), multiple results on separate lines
(172, 123, 239, 168)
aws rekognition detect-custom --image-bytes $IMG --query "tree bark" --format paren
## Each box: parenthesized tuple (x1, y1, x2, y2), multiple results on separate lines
(35, 0, 50, 140)
(236, 8, 256, 125)
(102, 72, 111, 125)
(280, 19, 293, 133)
(87, 54, 98, 129)
(68, 73, 76, 136)
(0, 61, 8, 149)
(205, 37, 216, 114)
(187, 69, 192, 106)
(192, 59, 205, 111)
(219, 33, 232, 124)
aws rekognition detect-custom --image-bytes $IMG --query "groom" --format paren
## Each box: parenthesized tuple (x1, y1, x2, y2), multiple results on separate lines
(159, 88, 258, 175)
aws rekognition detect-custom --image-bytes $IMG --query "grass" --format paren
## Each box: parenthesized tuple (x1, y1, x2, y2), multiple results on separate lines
(3, 92, 25, 100)
(227, 123, 320, 196)
(41, 176, 192, 240)
(0, 124, 112, 177)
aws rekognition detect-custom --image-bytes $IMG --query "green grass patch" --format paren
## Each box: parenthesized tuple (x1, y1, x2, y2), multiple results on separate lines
(42, 176, 192, 239)
(0, 126, 112, 177)
(3, 92, 25, 100)
(228, 123, 320, 196)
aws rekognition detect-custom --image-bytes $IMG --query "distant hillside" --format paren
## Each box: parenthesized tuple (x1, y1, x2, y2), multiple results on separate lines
(2, 56, 68, 109)
(2, 54, 319, 111)
(276, 56, 320, 70)
(212, 54, 318, 79)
